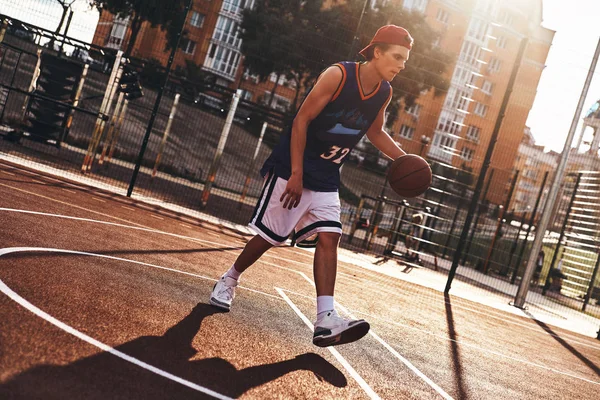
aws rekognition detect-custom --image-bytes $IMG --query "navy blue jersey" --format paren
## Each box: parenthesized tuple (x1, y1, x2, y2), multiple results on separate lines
(260, 61, 392, 192)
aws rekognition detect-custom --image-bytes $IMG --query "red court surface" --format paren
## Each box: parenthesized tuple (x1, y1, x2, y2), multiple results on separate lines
(1, 160, 599, 399)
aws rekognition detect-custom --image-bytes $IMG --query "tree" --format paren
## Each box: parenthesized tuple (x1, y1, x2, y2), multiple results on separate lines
(326, 0, 452, 126)
(240, 0, 451, 119)
(88, 0, 188, 57)
(239, 0, 335, 109)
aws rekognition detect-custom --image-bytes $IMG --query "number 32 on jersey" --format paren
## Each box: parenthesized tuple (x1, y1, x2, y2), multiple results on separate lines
(320, 146, 350, 164)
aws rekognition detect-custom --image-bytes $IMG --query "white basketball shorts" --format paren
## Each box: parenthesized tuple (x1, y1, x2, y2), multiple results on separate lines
(249, 172, 343, 246)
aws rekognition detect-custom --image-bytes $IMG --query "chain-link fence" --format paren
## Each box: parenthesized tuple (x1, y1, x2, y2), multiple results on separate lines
(1, 0, 599, 327)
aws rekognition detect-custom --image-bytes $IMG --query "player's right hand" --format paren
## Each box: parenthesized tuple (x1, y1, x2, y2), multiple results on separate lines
(281, 175, 302, 210)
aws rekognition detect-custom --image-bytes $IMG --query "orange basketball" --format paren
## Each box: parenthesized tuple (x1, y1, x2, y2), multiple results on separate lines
(388, 154, 432, 198)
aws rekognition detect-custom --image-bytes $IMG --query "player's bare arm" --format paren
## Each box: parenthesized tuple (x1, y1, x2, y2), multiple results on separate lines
(366, 95, 406, 160)
(280, 66, 344, 209)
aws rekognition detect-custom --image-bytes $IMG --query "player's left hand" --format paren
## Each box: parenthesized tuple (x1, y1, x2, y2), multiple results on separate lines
(281, 175, 302, 210)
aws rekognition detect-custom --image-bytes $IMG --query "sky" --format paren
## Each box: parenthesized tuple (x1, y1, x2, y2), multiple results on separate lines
(1, 0, 599, 154)
(527, 0, 600, 153)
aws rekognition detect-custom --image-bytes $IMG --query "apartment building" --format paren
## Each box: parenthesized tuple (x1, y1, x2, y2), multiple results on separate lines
(92, 0, 554, 203)
(392, 0, 554, 205)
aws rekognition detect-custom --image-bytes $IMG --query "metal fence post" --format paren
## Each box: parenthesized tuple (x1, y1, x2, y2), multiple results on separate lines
(152, 93, 180, 177)
(200, 90, 242, 208)
(127, 0, 194, 196)
(461, 168, 495, 265)
(239, 121, 268, 206)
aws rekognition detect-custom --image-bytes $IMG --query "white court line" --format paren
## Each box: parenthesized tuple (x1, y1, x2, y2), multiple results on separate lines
(2, 205, 597, 352)
(150, 215, 164, 220)
(275, 288, 381, 400)
(1, 170, 16, 176)
(180, 223, 192, 229)
(0, 247, 234, 400)
(282, 272, 453, 399)
(335, 303, 453, 400)
(91, 197, 106, 203)
(62, 188, 76, 194)
(121, 206, 135, 211)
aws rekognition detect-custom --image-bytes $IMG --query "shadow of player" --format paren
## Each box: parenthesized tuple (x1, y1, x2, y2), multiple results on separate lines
(1, 303, 347, 399)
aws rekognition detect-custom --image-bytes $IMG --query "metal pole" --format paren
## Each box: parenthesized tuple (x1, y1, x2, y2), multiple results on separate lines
(514, 37, 600, 308)
(462, 168, 495, 266)
(98, 91, 125, 164)
(349, 196, 366, 243)
(511, 171, 549, 284)
(152, 93, 180, 177)
(445, 38, 528, 293)
(239, 121, 268, 205)
(200, 90, 242, 207)
(483, 169, 519, 273)
(106, 99, 128, 164)
(82, 50, 122, 172)
(442, 201, 463, 258)
(64, 63, 88, 139)
(543, 173, 581, 295)
(127, 0, 194, 197)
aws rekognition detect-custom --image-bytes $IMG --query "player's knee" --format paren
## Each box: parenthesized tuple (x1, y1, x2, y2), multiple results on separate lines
(317, 232, 341, 248)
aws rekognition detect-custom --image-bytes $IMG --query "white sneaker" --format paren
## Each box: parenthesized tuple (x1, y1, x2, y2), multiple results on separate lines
(209, 276, 237, 311)
(313, 310, 370, 347)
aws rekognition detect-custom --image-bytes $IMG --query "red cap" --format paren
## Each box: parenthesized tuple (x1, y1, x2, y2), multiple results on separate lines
(359, 25, 413, 58)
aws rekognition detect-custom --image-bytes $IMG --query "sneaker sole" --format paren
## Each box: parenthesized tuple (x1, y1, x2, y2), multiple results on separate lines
(313, 321, 370, 347)
(209, 297, 231, 311)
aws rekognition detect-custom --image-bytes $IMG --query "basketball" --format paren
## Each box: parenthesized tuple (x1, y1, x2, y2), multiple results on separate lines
(387, 154, 432, 198)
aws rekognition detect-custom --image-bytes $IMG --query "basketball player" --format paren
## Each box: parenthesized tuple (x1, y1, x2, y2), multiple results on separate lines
(210, 25, 412, 347)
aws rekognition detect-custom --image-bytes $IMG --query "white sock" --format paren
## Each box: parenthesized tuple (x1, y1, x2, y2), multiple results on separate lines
(224, 264, 242, 281)
(316, 296, 335, 316)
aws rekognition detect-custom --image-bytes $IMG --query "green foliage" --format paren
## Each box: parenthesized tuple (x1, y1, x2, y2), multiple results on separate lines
(240, 0, 451, 123)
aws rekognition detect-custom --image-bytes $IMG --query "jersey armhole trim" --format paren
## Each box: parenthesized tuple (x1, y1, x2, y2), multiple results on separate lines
(330, 63, 346, 102)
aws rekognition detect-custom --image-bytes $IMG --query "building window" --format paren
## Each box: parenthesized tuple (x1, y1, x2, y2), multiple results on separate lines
(406, 103, 421, 118)
(461, 147, 475, 161)
(488, 57, 502, 73)
(240, 89, 253, 101)
(481, 80, 493, 95)
(497, 36, 507, 49)
(190, 12, 205, 28)
(181, 39, 196, 54)
(460, 40, 482, 66)
(214, 16, 241, 48)
(402, 0, 428, 13)
(436, 8, 449, 24)
(466, 125, 480, 142)
(474, 102, 488, 117)
(498, 10, 514, 27)
(467, 18, 489, 42)
(205, 43, 242, 79)
(437, 110, 464, 135)
(399, 124, 415, 139)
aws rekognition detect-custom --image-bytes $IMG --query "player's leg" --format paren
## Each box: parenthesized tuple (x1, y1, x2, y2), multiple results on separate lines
(209, 173, 309, 311)
(294, 192, 370, 346)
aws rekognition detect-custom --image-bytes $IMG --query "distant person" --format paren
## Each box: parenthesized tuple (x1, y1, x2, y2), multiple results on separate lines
(209, 25, 414, 347)
(533, 250, 545, 286)
(548, 257, 567, 292)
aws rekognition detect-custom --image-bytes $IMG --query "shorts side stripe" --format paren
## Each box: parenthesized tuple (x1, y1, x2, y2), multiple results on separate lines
(294, 221, 342, 240)
(250, 172, 275, 223)
(254, 175, 289, 243)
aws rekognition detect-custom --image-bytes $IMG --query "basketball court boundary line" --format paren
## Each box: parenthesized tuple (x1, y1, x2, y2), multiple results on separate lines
(0, 247, 233, 400)
(2, 205, 598, 352)
(275, 288, 381, 400)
